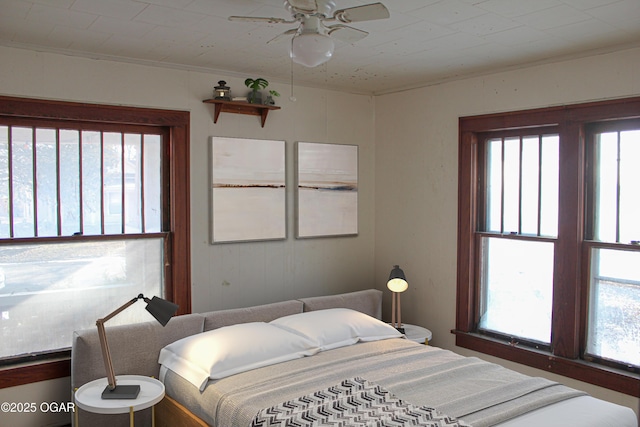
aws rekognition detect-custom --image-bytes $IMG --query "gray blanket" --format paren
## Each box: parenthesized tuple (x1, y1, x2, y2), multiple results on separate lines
(162, 339, 586, 427)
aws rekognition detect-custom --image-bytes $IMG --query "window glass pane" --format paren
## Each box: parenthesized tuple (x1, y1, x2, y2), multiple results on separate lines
(0, 126, 10, 238)
(124, 134, 142, 233)
(521, 137, 540, 235)
(619, 130, 640, 243)
(144, 135, 161, 233)
(35, 128, 58, 237)
(0, 238, 164, 358)
(503, 138, 520, 233)
(587, 248, 640, 367)
(82, 131, 102, 235)
(486, 139, 502, 232)
(103, 132, 123, 234)
(60, 129, 80, 236)
(539, 135, 559, 237)
(593, 132, 619, 242)
(479, 237, 553, 344)
(12, 127, 34, 238)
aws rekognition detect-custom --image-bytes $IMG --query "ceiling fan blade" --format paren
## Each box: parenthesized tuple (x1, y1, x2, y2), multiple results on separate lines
(267, 28, 299, 44)
(287, 0, 318, 13)
(333, 3, 390, 23)
(327, 25, 368, 43)
(228, 16, 294, 24)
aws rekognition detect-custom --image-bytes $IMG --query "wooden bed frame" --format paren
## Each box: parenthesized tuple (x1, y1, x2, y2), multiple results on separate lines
(156, 395, 208, 427)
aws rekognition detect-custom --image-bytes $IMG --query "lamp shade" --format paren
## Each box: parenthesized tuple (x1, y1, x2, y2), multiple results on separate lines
(387, 265, 408, 292)
(144, 295, 179, 326)
(291, 33, 334, 67)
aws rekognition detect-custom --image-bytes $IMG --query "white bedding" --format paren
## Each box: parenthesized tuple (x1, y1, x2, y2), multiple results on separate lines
(496, 395, 637, 427)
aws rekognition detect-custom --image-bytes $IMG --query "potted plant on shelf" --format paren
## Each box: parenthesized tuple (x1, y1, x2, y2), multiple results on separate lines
(245, 78, 268, 104)
(265, 90, 280, 105)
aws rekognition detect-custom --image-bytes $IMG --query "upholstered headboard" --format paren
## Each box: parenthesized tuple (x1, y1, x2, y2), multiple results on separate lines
(299, 289, 382, 319)
(71, 288, 382, 426)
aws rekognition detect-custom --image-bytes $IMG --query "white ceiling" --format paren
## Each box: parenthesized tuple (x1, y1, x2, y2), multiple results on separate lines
(1, 0, 639, 95)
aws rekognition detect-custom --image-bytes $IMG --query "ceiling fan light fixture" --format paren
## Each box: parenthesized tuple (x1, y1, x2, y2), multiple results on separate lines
(290, 33, 335, 67)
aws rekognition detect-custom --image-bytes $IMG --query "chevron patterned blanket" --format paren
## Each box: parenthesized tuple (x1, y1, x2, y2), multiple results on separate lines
(250, 377, 471, 427)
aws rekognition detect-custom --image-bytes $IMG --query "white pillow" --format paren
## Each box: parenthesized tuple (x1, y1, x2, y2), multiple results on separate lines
(158, 322, 318, 391)
(270, 308, 402, 351)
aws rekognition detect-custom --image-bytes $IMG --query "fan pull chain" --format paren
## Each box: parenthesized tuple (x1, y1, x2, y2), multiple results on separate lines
(289, 39, 297, 102)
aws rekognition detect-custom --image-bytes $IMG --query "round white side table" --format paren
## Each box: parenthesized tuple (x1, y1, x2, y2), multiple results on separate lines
(75, 375, 164, 426)
(402, 324, 433, 345)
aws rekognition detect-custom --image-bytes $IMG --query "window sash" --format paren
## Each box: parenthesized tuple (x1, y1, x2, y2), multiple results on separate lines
(0, 235, 166, 360)
(483, 134, 560, 237)
(0, 122, 163, 239)
(586, 121, 640, 244)
(477, 235, 555, 345)
(585, 244, 640, 370)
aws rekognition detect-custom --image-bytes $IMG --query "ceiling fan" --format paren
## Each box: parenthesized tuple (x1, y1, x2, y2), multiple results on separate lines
(229, 0, 390, 67)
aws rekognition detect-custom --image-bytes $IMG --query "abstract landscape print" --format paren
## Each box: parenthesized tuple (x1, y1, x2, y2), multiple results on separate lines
(211, 137, 286, 243)
(296, 142, 358, 238)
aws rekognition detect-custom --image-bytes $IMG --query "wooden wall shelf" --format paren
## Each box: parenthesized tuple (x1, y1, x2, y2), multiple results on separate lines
(203, 99, 281, 127)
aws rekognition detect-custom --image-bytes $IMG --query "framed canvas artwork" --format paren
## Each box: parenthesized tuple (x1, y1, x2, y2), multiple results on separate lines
(296, 142, 358, 238)
(211, 137, 286, 243)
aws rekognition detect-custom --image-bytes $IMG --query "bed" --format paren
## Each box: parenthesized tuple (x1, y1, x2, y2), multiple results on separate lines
(71, 289, 638, 427)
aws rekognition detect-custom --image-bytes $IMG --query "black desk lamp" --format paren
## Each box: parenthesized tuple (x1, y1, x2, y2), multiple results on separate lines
(96, 294, 178, 399)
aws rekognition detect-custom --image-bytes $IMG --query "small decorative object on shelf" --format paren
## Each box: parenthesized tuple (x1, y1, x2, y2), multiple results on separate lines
(265, 90, 280, 105)
(245, 78, 268, 104)
(214, 80, 231, 100)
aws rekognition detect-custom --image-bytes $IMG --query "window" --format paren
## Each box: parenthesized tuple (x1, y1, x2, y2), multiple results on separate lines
(0, 96, 190, 388)
(478, 132, 558, 346)
(585, 122, 640, 369)
(456, 97, 640, 396)
(0, 124, 165, 359)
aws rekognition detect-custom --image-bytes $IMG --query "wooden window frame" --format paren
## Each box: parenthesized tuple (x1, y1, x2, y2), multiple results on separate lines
(0, 96, 191, 388)
(455, 96, 640, 397)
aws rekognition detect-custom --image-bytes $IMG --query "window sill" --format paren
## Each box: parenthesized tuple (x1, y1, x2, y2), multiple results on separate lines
(452, 330, 639, 397)
(0, 352, 70, 389)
